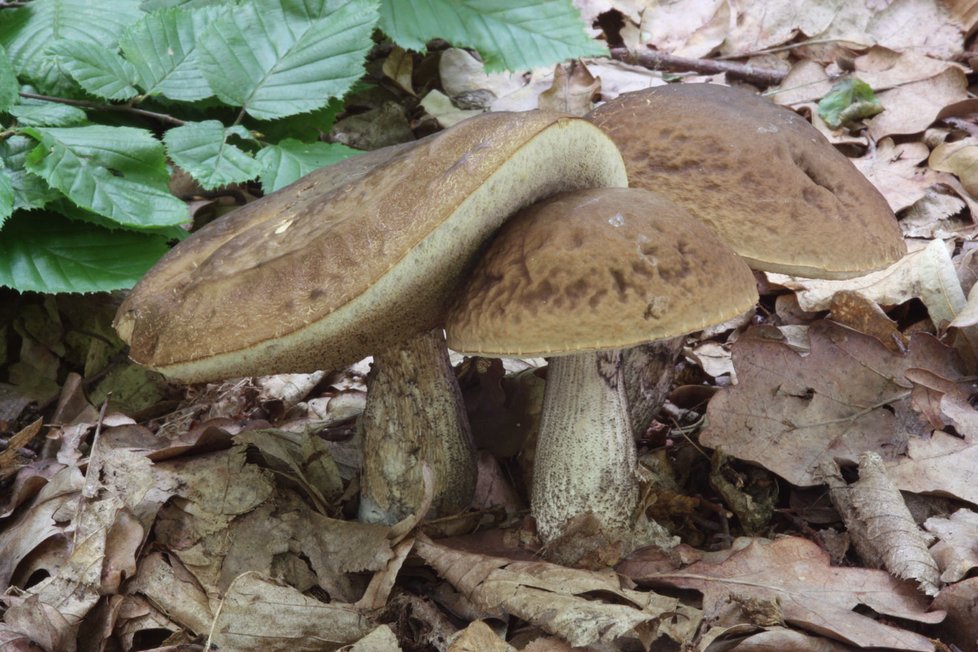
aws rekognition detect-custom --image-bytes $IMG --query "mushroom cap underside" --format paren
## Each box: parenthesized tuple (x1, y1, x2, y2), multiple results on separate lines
(588, 83, 906, 279)
(115, 111, 629, 382)
(446, 187, 759, 357)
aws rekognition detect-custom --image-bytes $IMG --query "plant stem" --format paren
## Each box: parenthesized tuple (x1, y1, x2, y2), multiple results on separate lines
(18, 92, 186, 126)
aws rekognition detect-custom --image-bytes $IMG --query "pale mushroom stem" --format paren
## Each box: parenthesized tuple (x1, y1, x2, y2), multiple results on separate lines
(531, 349, 639, 542)
(358, 328, 477, 524)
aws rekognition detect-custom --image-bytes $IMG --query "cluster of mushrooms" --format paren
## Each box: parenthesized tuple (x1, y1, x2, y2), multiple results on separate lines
(114, 84, 905, 548)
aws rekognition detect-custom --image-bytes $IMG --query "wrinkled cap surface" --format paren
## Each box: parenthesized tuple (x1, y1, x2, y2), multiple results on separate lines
(115, 111, 628, 382)
(445, 187, 759, 356)
(588, 83, 906, 279)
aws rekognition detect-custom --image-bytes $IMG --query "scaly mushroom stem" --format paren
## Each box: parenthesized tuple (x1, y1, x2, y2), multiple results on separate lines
(531, 349, 639, 542)
(358, 328, 477, 524)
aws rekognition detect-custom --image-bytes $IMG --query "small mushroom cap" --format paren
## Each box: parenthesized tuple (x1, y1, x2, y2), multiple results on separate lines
(115, 111, 628, 382)
(445, 187, 759, 357)
(588, 83, 906, 279)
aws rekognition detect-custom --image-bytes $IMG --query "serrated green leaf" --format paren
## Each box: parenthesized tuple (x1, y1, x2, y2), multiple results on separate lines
(0, 45, 17, 113)
(197, 0, 377, 119)
(52, 197, 189, 239)
(0, 0, 143, 86)
(7, 102, 89, 127)
(256, 139, 360, 193)
(0, 135, 60, 210)
(23, 126, 188, 228)
(0, 211, 170, 293)
(0, 162, 13, 228)
(47, 41, 139, 101)
(120, 7, 222, 101)
(379, 0, 605, 72)
(249, 100, 343, 143)
(164, 120, 262, 189)
(817, 78, 883, 130)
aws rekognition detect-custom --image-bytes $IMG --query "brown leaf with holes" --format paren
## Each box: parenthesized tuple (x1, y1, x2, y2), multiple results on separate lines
(702, 320, 962, 487)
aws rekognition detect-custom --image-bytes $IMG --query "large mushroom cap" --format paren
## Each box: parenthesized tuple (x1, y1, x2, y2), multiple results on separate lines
(445, 187, 759, 356)
(115, 111, 628, 382)
(587, 83, 905, 279)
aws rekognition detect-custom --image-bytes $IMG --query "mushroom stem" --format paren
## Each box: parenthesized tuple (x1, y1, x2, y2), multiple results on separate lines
(358, 329, 476, 524)
(531, 349, 639, 542)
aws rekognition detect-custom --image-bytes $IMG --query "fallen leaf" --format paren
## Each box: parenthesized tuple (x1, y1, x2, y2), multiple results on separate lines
(619, 536, 942, 651)
(538, 61, 599, 116)
(932, 577, 978, 651)
(414, 534, 700, 648)
(638, 0, 730, 58)
(868, 68, 970, 139)
(819, 453, 940, 596)
(209, 572, 374, 651)
(702, 320, 962, 487)
(924, 508, 978, 582)
(851, 138, 948, 213)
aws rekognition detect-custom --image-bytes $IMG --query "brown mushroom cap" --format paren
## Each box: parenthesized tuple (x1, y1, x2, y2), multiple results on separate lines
(587, 83, 905, 279)
(115, 111, 628, 382)
(445, 187, 759, 356)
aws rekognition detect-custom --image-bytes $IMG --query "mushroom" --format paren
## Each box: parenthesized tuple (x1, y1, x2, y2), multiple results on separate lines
(445, 187, 759, 543)
(587, 83, 906, 435)
(587, 83, 905, 278)
(114, 111, 629, 524)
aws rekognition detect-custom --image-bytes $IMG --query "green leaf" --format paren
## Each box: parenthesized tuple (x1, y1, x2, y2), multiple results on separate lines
(0, 0, 144, 85)
(7, 102, 89, 127)
(23, 125, 188, 228)
(379, 0, 605, 72)
(0, 162, 13, 228)
(0, 135, 61, 210)
(47, 41, 139, 101)
(164, 120, 262, 189)
(0, 211, 171, 293)
(197, 0, 378, 119)
(256, 139, 360, 193)
(120, 7, 222, 101)
(817, 78, 883, 130)
(0, 45, 17, 113)
(248, 99, 343, 143)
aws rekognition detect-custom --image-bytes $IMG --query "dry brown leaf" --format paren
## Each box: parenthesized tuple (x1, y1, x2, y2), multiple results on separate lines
(414, 534, 700, 648)
(130, 551, 213, 635)
(637, 0, 730, 58)
(868, 68, 970, 139)
(619, 536, 942, 651)
(235, 428, 344, 507)
(886, 430, 978, 504)
(930, 137, 978, 198)
(0, 466, 84, 587)
(344, 624, 402, 652)
(702, 320, 962, 487)
(828, 290, 905, 350)
(448, 620, 516, 652)
(932, 577, 978, 651)
(854, 47, 964, 90)
(924, 509, 978, 582)
(768, 60, 833, 106)
(819, 454, 940, 596)
(733, 626, 882, 650)
(382, 46, 415, 96)
(208, 572, 374, 651)
(768, 240, 974, 354)
(537, 61, 599, 116)
(850, 139, 941, 213)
